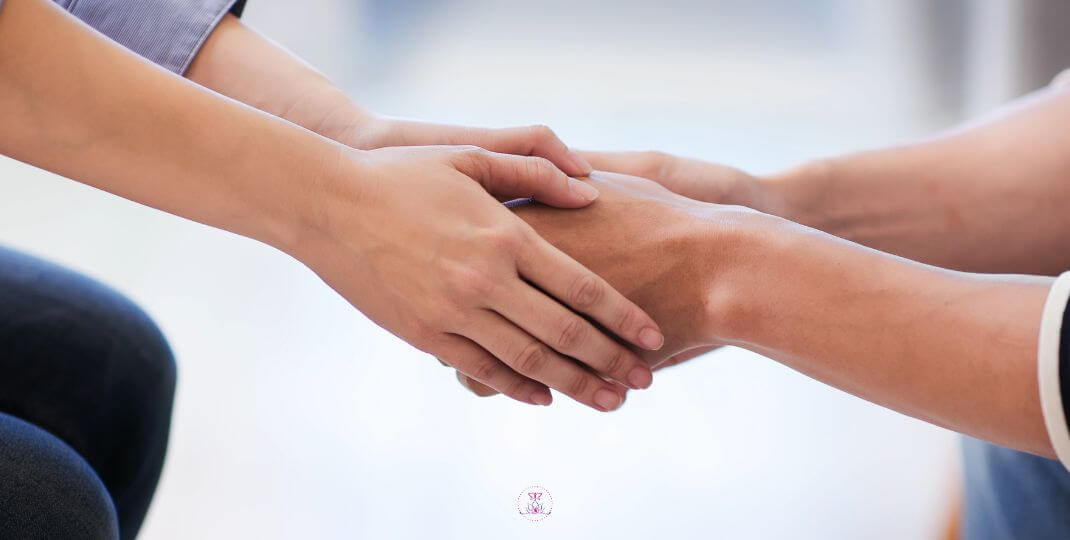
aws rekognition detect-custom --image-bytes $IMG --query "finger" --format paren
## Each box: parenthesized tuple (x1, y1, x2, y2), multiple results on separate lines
(606, 380, 630, 404)
(576, 151, 669, 179)
(394, 122, 592, 177)
(450, 147, 599, 208)
(454, 358, 631, 403)
(384, 122, 592, 176)
(653, 346, 721, 371)
(516, 232, 665, 352)
(469, 125, 592, 177)
(465, 309, 627, 412)
(456, 372, 500, 397)
(435, 334, 551, 406)
(492, 280, 653, 390)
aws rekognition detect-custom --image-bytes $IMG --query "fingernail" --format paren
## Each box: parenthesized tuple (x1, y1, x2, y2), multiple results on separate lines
(638, 327, 665, 351)
(531, 390, 552, 406)
(569, 151, 593, 175)
(594, 388, 622, 411)
(627, 366, 652, 390)
(568, 178, 599, 202)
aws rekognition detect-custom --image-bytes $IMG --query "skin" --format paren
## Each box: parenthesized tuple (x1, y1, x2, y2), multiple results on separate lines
(186, 15, 598, 177)
(580, 83, 1070, 276)
(459, 79, 1070, 458)
(468, 172, 1054, 456)
(0, 0, 666, 412)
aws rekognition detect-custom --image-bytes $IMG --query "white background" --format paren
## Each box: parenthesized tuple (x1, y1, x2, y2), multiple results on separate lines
(7, 1, 1059, 538)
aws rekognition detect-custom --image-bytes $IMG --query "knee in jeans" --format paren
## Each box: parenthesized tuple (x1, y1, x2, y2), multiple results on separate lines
(0, 415, 120, 540)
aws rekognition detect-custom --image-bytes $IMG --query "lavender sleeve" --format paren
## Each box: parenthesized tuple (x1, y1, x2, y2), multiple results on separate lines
(50, 0, 247, 74)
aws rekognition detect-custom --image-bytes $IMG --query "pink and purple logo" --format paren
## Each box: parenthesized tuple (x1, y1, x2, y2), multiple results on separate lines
(517, 485, 553, 522)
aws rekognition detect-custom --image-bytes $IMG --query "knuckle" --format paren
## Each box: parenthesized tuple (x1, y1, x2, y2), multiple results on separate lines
(567, 274, 604, 310)
(640, 151, 670, 176)
(528, 156, 556, 179)
(615, 305, 637, 334)
(404, 318, 436, 348)
(446, 265, 496, 300)
(556, 316, 588, 351)
(503, 377, 530, 400)
(452, 145, 493, 176)
(603, 348, 629, 378)
(485, 227, 524, 255)
(528, 124, 557, 143)
(471, 361, 499, 383)
(453, 144, 484, 155)
(565, 372, 591, 397)
(513, 341, 548, 375)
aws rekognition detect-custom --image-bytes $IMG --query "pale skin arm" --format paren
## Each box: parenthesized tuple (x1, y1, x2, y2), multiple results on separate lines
(461, 172, 1057, 457)
(581, 83, 1070, 276)
(0, 0, 666, 411)
(185, 14, 593, 176)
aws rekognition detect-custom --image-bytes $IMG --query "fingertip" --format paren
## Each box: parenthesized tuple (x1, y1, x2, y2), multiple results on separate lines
(531, 177, 599, 209)
(593, 388, 623, 411)
(531, 389, 553, 406)
(638, 327, 665, 351)
(627, 366, 653, 390)
(568, 177, 599, 203)
(568, 150, 594, 176)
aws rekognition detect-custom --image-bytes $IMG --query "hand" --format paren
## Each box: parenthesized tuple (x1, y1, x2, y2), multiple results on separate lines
(578, 151, 773, 210)
(457, 345, 718, 398)
(290, 148, 665, 412)
(452, 171, 774, 399)
(342, 116, 593, 178)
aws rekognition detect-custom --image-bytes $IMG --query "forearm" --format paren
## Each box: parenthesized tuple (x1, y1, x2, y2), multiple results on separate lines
(708, 220, 1055, 456)
(185, 14, 376, 147)
(183, 16, 595, 177)
(0, 0, 342, 250)
(763, 86, 1070, 275)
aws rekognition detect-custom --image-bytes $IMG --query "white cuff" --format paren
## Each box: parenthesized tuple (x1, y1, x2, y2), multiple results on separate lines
(1053, 68, 1070, 89)
(1038, 271, 1070, 469)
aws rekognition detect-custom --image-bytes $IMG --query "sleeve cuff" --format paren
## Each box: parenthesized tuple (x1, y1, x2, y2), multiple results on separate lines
(1038, 271, 1070, 469)
(1053, 68, 1070, 89)
(57, 0, 245, 75)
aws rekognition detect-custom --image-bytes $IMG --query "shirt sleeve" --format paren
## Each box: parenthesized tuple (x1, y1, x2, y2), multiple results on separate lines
(53, 0, 247, 74)
(1038, 271, 1070, 469)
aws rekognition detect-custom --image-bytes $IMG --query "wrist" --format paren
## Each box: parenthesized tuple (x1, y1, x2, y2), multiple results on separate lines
(687, 209, 796, 347)
(754, 158, 837, 228)
(280, 84, 380, 147)
(270, 144, 370, 259)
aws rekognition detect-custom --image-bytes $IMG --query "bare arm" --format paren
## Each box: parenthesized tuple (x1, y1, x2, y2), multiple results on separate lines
(465, 173, 1057, 457)
(185, 14, 593, 175)
(0, 0, 665, 411)
(768, 85, 1070, 275)
(582, 83, 1070, 275)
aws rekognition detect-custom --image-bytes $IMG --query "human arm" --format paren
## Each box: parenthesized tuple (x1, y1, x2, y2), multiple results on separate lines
(0, 0, 664, 410)
(184, 14, 592, 176)
(466, 172, 1062, 457)
(581, 82, 1070, 276)
(48, 1, 591, 176)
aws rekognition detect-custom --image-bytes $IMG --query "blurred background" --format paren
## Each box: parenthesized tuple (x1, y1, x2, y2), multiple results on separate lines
(3, 1, 1070, 538)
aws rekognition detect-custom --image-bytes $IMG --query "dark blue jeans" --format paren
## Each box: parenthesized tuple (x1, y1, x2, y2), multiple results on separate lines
(0, 246, 175, 539)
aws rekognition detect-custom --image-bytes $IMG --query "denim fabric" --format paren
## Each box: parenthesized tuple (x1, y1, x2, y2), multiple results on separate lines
(0, 412, 119, 539)
(0, 246, 176, 539)
(962, 437, 1070, 540)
